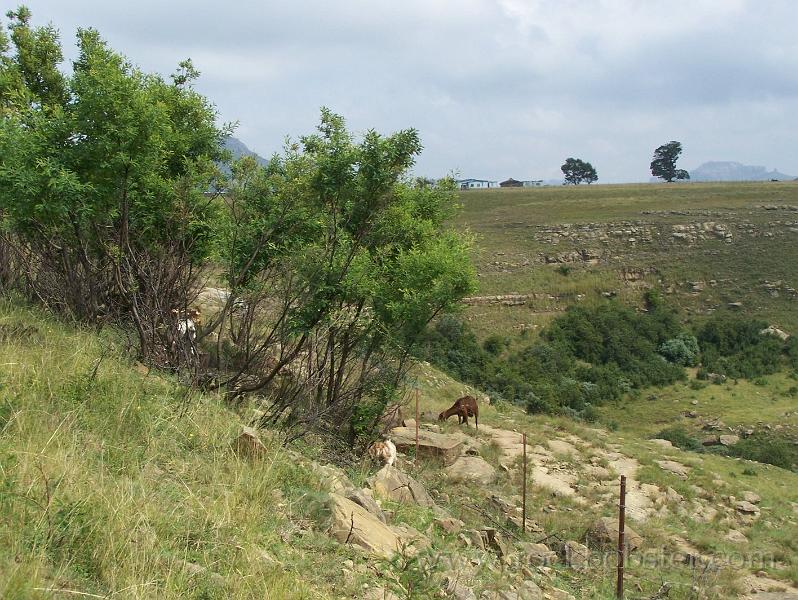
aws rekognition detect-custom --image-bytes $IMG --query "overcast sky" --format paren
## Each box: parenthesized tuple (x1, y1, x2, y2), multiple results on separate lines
(15, 0, 798, 182)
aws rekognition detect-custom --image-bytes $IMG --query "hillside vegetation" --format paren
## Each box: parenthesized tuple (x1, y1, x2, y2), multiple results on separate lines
(455, 182, 798, 341)
(4, 300, 798, 600)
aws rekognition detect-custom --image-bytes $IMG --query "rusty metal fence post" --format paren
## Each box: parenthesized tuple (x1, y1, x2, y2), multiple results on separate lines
(522, 432, 527, 534)
(414, 387, 420, 464)
(617, 474, 627, 599)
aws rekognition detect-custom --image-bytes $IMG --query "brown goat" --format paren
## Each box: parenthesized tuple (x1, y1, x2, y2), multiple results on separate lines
(438, 395, 479, 430)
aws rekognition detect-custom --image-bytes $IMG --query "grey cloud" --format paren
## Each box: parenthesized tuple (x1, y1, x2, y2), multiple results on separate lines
(18, 0, 798, 182)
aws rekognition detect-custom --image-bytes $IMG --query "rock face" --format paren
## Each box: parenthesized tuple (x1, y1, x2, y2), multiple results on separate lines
(445, 456, 497, 485)
(369, 465, 435, 507)
(389, 426, 463, 465)
(585, 517, 642, 552)
(327, 493, 402, 557)
(719, 434, 740, 447)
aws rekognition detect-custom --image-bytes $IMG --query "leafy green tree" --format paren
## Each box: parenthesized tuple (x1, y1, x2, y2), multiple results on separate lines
(560, 157, 598, 185)
(0, 9, 227, 359)
(212, 110, 477, 441)
(650, 141, 690, 182)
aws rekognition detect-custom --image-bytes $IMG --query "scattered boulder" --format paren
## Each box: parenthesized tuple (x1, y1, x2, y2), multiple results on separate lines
(724, 529, 749, 544)
(742, 491, 761, 505)
(519, 542, 557, 566)
(561, 540, 590, 572)
(445, 456, 497, 485)
(444, 575, 477, 600)
(234, 426, 268, 459)
(649, 438, 674, 449)
(389, 426, 463, 465)
(585, 517, 642, 552)
(435, 516, 465, 534)
(483, 528, 510, 558)
(312, 463, 355, 494)
(369, 465, 435, 507)
(480, 591, 519, 600)
(363, 588, 400, 600)
(736, 500, 761, 516)
(719, 434, 740, 447)
(761, 325, 790, 341)
(517, 580, 543, 600)
(327, 493, 403, 557)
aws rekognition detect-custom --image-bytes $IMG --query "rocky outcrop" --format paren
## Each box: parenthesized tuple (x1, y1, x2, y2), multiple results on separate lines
(369, 465, 435, 507)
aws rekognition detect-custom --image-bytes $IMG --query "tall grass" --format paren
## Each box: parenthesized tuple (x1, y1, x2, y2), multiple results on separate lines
(0, 299, 346, 599)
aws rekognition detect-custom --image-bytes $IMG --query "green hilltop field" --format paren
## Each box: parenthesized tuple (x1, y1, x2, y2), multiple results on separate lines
(454, 181, 798, 343)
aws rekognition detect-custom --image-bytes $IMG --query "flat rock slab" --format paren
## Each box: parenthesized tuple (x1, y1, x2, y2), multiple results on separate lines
(479, 424, 527, 461)
(547, 439, 579, 457)
(656, 459, 691, 479)
(649, 438, 675, 449)
(531, 466, 576, 497)
(445, 456, 497, 485)
(390, 426, 463, 465)
(327, 493, 402, 558)
(369, 465, 435, 507)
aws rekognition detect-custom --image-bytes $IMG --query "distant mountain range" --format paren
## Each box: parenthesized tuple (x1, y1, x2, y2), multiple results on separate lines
(222, 136, 269, 168)
(689, 161, 796, 182)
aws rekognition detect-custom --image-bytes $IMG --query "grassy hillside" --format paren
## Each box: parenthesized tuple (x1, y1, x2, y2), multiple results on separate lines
(454, 182, 798, 342)
(2, 299, 798, 599)
(0, 299, 361, 599)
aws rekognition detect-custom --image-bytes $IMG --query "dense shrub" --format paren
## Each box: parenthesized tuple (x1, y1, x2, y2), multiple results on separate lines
(725, 434, 798, 472)
(417, 298, 691, 416)
(787, 336, 798, 369)
(654, 426, 704, 453)
(658, 333, 700, 366)
(697, 315, 786, 378)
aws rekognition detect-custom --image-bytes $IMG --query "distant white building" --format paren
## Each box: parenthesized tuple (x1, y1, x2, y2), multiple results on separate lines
(456, 178, 498, 189)
(522, 180, 544, 187)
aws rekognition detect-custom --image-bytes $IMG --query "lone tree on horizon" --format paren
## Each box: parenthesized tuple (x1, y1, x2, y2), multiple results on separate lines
(651, 141, 690, 182)
(561, 157, 598, 185)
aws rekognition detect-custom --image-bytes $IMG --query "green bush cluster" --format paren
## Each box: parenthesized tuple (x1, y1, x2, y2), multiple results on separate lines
(697, 315, 788, 378)
(724, 434, 798, 472)
(416, 296, 690, 417)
